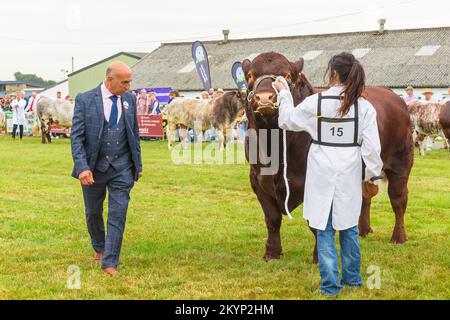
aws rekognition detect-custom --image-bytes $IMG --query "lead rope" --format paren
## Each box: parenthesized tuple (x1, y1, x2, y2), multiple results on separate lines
(272, 76, 294, 220)
(283, 128, 293, 220)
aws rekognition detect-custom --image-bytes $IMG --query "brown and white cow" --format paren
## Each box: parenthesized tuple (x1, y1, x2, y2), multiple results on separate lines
(408, 101, 450, 156)
(166, 91, 245, 150)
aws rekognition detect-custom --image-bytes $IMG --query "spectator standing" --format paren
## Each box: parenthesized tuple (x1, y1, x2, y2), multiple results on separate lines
(1, 94, 12, 111)
(421, 88, 436, 103)
(201, 91, 209, 100)
(403, 86, 418, 105)
(168, 90, 179, 104)
(11, 91, 28, 140)
(27, 92, 38, 112)
(148, 91, 161, 115)
(137, 89, 149, 115)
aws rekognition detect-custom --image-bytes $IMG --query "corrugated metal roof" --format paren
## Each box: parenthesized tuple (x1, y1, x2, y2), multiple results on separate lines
(131, 27, 450, 90)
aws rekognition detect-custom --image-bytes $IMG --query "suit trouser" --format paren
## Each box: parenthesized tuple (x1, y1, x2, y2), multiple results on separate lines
(82, 166, 134, 268)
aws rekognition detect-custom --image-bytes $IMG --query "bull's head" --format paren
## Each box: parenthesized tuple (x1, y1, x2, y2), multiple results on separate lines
(242, 52, 306, 128)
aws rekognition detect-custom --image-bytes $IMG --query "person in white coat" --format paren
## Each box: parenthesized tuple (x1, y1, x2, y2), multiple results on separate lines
(11, 91, 28, 140)
(275, 52, 383, 297)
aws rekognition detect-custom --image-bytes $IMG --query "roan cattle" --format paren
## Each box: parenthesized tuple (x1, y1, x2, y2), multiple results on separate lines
(36, 97, 73, 144)
(166, 91, 245, 150)
(407, 101, 450, 156)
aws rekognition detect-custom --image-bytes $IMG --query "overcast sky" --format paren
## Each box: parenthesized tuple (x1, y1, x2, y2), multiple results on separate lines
(1, 0, 448, 81)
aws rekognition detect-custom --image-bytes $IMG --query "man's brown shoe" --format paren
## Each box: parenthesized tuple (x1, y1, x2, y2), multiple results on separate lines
(102, 267, 118, 277)
(93, 251, 104, 263)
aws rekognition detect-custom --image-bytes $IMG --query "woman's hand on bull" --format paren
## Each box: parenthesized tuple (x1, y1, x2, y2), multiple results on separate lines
(272, 76, 290, 94)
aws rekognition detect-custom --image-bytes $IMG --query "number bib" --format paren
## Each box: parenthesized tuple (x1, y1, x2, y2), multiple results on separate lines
(312, 93, 360, 147)
(321, 120, 356, 144)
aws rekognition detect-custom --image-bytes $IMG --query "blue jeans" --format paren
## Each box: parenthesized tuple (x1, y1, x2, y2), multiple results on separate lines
(317, 211, 363, 296)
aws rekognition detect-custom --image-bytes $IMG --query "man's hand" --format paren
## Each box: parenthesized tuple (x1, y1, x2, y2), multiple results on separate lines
(79, 170, 94, 186)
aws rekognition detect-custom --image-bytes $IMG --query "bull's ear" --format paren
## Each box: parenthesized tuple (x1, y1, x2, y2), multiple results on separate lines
(295, 57, 304, 73)
(242, 59, 252, 76)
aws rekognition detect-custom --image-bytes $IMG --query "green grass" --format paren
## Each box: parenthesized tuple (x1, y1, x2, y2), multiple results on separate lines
(0, 136, 449, 300)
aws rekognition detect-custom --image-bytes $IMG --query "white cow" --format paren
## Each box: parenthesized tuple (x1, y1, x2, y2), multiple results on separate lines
(36, 97, 73, 143)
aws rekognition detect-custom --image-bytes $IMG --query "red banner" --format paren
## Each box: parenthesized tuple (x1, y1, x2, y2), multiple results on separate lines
(50, 123, 70, 135)
(137, 114, 164, 138)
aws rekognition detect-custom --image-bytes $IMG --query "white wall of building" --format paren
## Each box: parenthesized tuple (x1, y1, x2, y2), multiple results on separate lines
(37, 80, 69, 100)
(392, 87, 449, 102)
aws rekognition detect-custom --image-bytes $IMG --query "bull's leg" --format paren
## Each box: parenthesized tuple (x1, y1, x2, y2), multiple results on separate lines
(417, 134, 426, 156)
(251, 179, 283, 261)
(263, 209, 283, 261)
(358, 196, 373, 237)
(385, 169, 409, 244)
(46, 131, 52, 143)
(40, 121, 47, 144)
(308, 225, 318, 264)
(167, 123, 177, 150)
(217, 129, 225, 152)
(179, 126, 187, 149)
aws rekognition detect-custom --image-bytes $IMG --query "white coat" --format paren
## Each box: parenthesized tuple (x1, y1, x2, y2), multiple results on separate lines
(11, 98, 28, 126)
(278, 86, 383, 231)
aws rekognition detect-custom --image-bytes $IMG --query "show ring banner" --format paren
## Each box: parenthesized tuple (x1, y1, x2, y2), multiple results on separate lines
(138, 114, 164, 138)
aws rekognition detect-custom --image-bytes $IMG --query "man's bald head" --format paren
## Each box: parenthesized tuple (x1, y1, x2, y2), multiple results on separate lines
(104, 61, 133, 95)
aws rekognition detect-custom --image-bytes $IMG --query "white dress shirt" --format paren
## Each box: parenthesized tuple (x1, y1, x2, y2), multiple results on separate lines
(100, 82, 122, 124)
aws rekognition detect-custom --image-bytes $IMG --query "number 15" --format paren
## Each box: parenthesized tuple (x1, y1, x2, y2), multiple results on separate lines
(330, 127, 344, 137)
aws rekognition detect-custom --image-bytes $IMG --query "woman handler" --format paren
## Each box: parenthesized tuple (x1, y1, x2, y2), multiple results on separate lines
(275, 52, 383, 296)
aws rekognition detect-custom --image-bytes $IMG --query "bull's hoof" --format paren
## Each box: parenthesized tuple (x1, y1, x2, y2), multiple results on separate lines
(263, 251, 283, 262)
(359, 226, 373, 238)
(390, 228, 408, 244)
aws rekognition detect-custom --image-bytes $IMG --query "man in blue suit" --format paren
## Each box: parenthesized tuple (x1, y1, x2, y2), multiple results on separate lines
(71, 61, 142, 276)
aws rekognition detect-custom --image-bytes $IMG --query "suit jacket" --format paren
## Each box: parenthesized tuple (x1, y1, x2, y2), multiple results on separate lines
(71, 84, 143, 181)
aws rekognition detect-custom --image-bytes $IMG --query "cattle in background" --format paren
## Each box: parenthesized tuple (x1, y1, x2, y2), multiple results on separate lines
(166, 91, 245, 150)
(408, 101, 450, 156)
(242, 52, 414, 263)
(36, 97, 73, 144)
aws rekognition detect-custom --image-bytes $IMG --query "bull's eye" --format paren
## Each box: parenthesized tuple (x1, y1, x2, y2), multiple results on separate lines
(284, 74, 292, 82)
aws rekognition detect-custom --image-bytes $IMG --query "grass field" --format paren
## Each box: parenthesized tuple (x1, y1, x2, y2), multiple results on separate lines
(0, 136, 449, 300)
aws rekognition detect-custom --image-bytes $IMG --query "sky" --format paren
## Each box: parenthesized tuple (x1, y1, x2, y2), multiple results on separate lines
(1, 0, 448, 81)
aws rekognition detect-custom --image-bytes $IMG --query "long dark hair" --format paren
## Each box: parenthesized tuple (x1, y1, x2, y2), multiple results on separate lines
(325, 52, 365, 116)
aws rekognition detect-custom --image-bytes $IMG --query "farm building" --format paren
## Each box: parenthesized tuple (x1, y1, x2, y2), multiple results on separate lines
(0, 80, 46, 96)
(68, 51, 148, 98)
(131, 25, 450, 101)
(37, 79, 69, 100)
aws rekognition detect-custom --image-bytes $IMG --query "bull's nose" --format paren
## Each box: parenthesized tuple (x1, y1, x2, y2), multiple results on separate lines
(254, 92, 276, 104)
